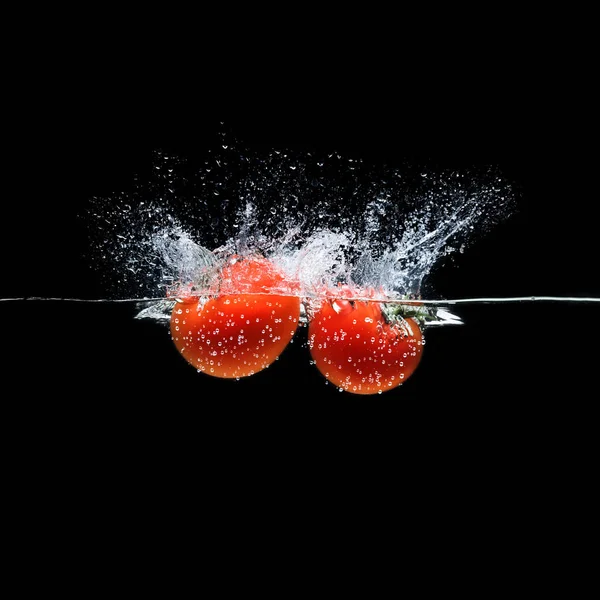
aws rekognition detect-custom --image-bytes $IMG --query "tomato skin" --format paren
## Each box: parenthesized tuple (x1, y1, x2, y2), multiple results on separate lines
(170, 257, 301, 378)
(308, 299, 424, 395)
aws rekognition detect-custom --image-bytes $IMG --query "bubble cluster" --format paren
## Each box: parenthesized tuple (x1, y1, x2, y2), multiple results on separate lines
(170, 291, 301, 379)
(307, 299, 425, 395)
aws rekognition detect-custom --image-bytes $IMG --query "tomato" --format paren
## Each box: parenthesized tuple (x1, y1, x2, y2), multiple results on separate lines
(170, 256, 301, 378)
(308, 297, 424, 395)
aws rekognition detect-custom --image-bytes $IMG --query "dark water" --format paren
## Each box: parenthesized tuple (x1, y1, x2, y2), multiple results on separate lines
(5, 297, 598, 402)
(4, 293, 597, 583)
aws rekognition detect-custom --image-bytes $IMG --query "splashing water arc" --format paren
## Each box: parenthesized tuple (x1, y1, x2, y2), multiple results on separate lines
(84, 132, 517, 306)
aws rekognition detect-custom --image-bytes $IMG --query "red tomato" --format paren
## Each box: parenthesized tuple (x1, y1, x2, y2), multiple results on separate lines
(308, 297, 424, 395)
(170, 256, 301, 378)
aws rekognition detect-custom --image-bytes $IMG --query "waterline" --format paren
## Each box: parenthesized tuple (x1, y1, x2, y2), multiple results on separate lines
(1, 296, 599, 305)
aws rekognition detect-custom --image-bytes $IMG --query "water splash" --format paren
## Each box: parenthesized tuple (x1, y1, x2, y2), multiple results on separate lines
(82, 128, 517, 304)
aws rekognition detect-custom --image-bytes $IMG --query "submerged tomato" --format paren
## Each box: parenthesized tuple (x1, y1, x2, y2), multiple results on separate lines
(170, 256, 301, 378)
(308, 298, 424, 395)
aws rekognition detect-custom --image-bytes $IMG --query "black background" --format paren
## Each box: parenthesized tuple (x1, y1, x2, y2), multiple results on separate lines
(6, 108, 598, 402)
(1, 28, 599, 586)
(3, 86, 598, 483)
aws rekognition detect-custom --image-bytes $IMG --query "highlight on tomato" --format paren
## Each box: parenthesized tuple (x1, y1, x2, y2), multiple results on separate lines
(170, 255, 301, 378)
(307, 287, 425, 395)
